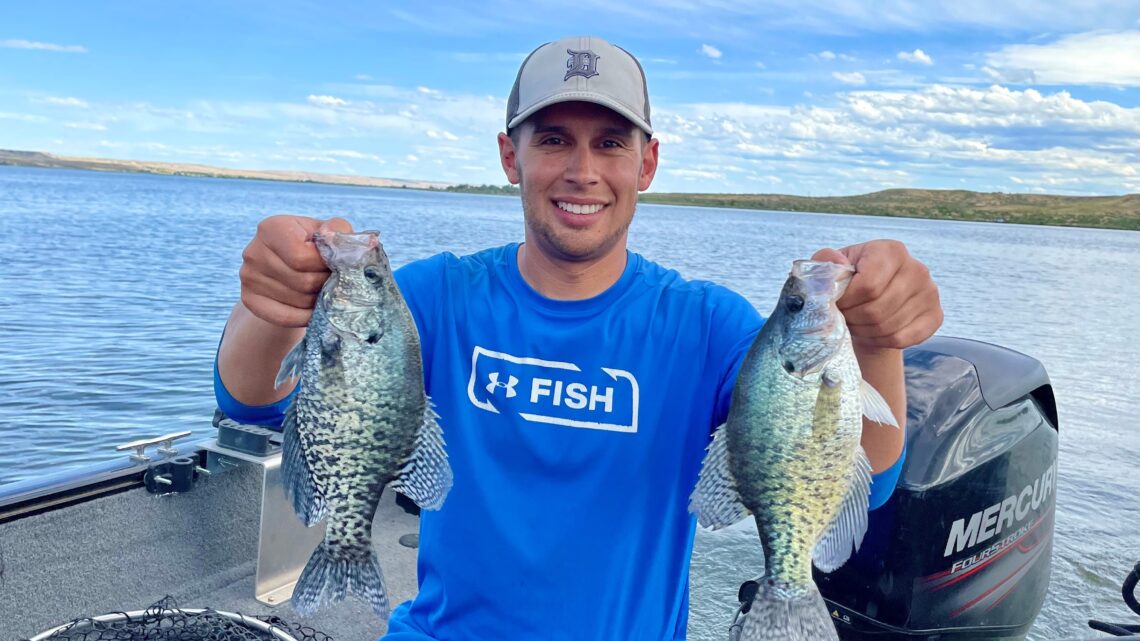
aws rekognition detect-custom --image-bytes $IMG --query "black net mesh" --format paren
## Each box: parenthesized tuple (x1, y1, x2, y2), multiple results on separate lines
(22, 596, 334, 641)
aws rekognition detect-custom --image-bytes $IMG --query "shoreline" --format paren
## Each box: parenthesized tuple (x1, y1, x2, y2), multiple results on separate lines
(2, 150, 1136, 231)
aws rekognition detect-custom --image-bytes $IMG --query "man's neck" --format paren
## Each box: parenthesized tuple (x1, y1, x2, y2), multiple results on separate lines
(516, 242, 628, 301)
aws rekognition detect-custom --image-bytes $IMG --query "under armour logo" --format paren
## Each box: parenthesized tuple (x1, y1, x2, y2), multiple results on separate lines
(565, 49, 600, 81)
(485, 372, 519, 398)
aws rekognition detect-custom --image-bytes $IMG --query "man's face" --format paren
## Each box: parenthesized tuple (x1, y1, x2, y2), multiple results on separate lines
(498, 102, 659, 263)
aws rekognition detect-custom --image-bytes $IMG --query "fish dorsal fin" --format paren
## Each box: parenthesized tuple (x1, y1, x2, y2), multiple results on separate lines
(689, 423, 752, 530)
(812, 446, 873, 572)
(389, 397, 453, 510)
(861, 379, 899, 428)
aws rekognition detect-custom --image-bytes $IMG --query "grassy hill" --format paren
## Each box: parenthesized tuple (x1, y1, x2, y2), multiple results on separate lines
(638, 189, 1140, 231)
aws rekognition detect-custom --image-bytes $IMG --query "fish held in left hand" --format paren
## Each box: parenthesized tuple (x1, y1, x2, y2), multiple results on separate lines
(274, 227, 452, 620)
(691, 259, 899, 641)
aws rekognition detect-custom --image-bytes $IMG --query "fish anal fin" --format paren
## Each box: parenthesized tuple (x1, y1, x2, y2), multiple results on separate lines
(812, 447, 873, 572)
(690, 423, 752, 530)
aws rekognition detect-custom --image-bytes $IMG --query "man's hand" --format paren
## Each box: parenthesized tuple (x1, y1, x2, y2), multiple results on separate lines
(240, 215, 354, 327)
(812, 240, 942, 350)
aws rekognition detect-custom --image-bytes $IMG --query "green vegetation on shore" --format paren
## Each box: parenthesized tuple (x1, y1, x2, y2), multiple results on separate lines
(639, 190, 1140, 231)
(443, 184, 520, 196)
(444, 185, 1140, 231)
(3, 149, 1135, 230)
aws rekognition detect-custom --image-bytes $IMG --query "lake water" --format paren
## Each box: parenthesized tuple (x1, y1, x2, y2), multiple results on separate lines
(0, 166, 1137, 640)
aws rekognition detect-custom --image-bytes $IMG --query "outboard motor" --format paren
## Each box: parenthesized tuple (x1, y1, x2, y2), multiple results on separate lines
(815, 336, 1059, 641)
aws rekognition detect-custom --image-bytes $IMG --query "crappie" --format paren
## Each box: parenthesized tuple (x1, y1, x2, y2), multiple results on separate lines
(691, 260, 898, 641)
(274, 228, 452, 620)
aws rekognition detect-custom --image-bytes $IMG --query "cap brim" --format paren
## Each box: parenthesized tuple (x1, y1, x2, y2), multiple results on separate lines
(507, 91, 653, 136)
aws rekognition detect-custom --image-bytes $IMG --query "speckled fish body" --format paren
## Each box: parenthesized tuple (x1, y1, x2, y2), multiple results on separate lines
(691, 260, 897, 641)
(275, 229, 451, 620)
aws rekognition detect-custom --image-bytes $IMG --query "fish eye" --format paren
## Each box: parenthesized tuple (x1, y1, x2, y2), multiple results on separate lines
(785, 294, 805, 313)
(363, 266, 383, 283)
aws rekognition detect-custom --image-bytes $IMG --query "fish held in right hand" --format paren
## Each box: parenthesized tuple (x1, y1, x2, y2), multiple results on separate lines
(692, 259, 898, 641)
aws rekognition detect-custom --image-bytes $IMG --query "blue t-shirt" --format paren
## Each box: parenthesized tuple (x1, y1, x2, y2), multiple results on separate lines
(384, 244, 760, 641)
(214, 243, 903, 640)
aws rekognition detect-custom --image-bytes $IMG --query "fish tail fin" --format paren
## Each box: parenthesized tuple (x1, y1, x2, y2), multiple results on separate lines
(291, 542, 391, 620)
(737, 581, 838, 641)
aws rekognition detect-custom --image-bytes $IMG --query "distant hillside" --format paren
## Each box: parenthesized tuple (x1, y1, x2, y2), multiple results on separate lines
(637, 189, 1140, 231)
(4, 150, 1136, 230)
(0, 149, 451, 190)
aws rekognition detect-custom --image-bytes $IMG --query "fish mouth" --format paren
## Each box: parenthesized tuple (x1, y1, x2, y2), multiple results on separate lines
(790, 260, 854, 297)
(313, 228, 382, 268)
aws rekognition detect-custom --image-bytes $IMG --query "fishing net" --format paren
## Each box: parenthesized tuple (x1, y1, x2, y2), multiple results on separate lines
(21, 596, 333, 641)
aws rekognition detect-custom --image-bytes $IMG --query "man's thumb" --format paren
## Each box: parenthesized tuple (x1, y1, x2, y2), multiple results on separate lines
(320, 217, 354, 234)
(810, 247, 851, 266)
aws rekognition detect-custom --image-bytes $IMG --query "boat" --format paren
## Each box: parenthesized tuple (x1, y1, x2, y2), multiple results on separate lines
(1, 336, 1136, 640)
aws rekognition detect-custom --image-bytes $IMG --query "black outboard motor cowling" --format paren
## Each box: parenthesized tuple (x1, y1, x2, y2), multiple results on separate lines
(816, 337, 1059, 641)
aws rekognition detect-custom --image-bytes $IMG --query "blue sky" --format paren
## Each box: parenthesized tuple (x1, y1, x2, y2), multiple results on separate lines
(2, 0, 1137, 195)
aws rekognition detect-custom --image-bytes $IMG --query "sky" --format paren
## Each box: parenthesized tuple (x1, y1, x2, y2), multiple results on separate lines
(1, 0, 1138, 195)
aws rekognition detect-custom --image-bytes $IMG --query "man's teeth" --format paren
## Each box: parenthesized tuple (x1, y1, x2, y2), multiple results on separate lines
(556, 201, 603, 215)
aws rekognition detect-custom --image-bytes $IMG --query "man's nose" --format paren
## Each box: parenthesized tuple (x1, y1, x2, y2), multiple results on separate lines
(564, 145, 600, 185)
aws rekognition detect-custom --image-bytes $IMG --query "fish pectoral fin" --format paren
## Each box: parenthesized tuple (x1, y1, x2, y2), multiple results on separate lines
(689, 423, 751, 530)
(389, 397, 453, 510)
(860, 379, 899, 428)
(281, 404, 326, 526)
(274, 338, 306, 389)
(812, 446, 873, 572)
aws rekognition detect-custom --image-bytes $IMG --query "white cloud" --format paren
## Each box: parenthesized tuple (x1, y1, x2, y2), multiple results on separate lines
(985, 30, 1140, 86)
(755, 61, 766, 69)
(37, 96, 90, 108)
(668, 168, 725, 181)
(355, 74, 373, 81)
(833, 71, 867, 85)
(307, 95, 347, 108)
(839, 85, 1140, 136)
(64, 122, 107, 131)
(426, 130, 460, 141)
(416, 86, 443, 97)
(814, 50, 856, 62)
(898, 49, 934, 65)
(652, 78, 1139, 194)
(1, 39, 87, 53)
(700, 44, 723, 60)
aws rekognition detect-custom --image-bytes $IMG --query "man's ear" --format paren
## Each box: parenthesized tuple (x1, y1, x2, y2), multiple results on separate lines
(498, 132, 521, 185)
(639, 137, 660, 192)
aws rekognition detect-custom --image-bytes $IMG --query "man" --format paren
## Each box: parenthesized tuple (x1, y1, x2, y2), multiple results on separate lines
(216, 36, 942, 640)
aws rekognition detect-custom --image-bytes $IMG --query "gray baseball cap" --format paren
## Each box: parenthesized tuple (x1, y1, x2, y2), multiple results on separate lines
(506, 36, 653, 136)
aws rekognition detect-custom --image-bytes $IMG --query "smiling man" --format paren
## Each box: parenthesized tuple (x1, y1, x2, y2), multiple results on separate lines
(216, 36, 942, 641)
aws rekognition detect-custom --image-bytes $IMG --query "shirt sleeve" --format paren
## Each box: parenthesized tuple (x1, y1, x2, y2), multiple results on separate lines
(868, 443, 906, 510)
(213, 349, 297, 429)
(706, 286, 765, 429)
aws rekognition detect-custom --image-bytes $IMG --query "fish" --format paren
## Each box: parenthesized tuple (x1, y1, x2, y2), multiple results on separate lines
(274, 227, 452, 620)
(690, 259, 899, 641)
